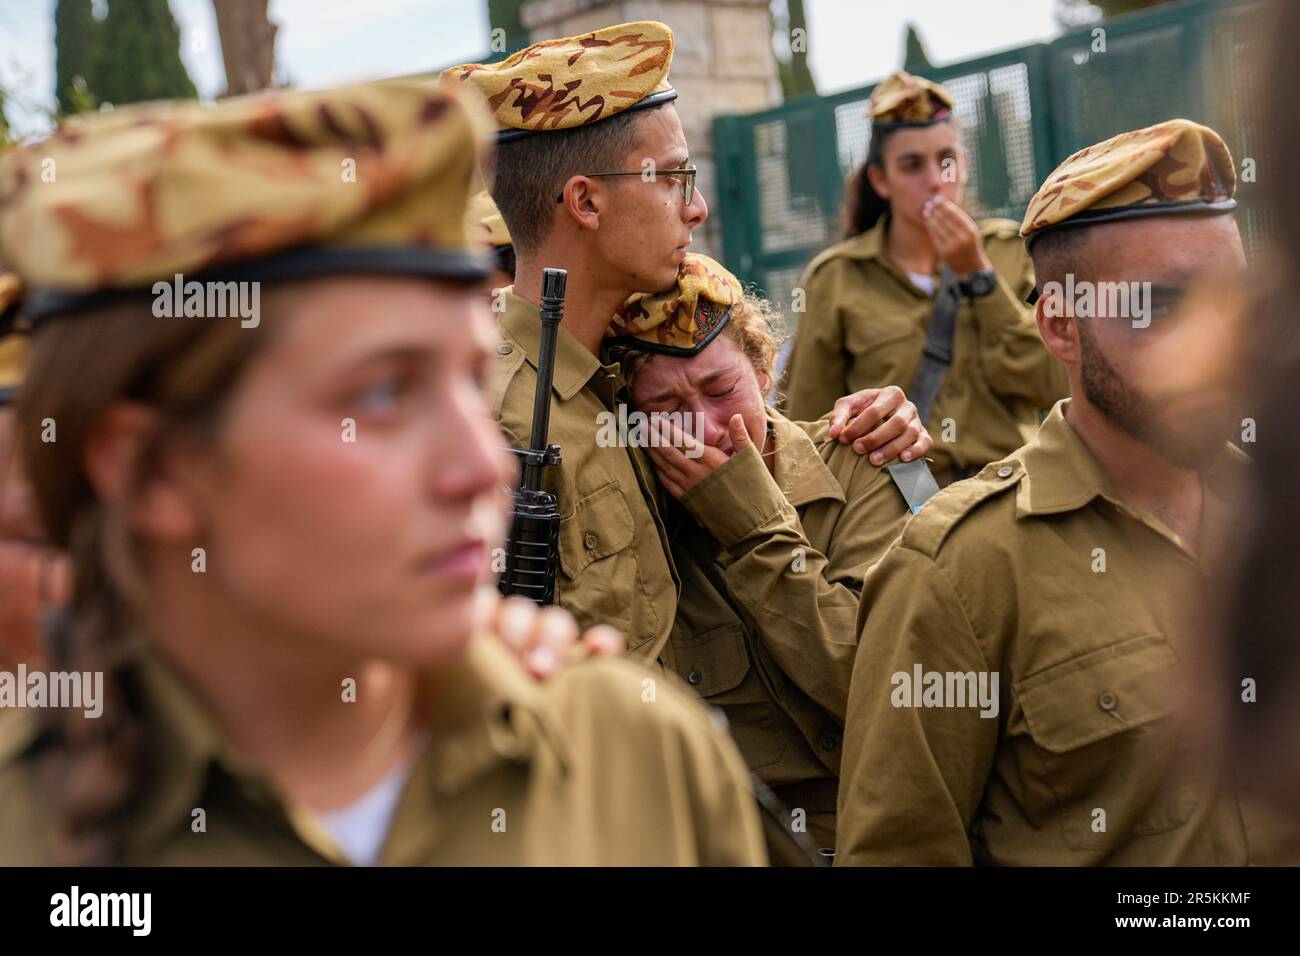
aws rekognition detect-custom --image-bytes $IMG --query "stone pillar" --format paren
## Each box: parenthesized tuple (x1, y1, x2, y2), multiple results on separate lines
(520, 0, 781, 257)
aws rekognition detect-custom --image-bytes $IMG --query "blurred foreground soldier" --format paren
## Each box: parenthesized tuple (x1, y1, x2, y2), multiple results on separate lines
(465, 189, 515, 290)
(609, 254, 937, 859)
(444, 23, 930, 659)
(837, 119, 1253, 865)
(1205, 1, 1300, 861)
(785, 71, 1067, 485)
(0, 80, 765, 865)
(0, 275, 67, 670)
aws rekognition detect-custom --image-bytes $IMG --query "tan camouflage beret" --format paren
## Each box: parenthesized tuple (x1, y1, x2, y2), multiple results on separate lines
(0, 272, 25, 402)
(868, 71, 955, 127)
(465, 189, 512, 248)
(440, 21, 676, 142)
(0, 79, 496, 321)
(1021, 118, 1237, 245)
(606, 253, 743, 356)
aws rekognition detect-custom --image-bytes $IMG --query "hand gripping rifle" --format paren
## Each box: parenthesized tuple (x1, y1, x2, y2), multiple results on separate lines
(498, 268, 566, 605)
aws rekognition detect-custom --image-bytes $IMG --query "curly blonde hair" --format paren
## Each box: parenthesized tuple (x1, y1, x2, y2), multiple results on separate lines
(615, 291, 787, 398)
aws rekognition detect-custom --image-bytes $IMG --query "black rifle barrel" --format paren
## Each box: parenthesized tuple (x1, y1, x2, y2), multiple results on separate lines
(524, 268, 566, 486)
(498, 267, 566, 605)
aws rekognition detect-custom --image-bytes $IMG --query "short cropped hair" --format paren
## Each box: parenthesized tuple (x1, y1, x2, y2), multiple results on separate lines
(490, 105, 657, 254)
(1027, 226, 1094, 291)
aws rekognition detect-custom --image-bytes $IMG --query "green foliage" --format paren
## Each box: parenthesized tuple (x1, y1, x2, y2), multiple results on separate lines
(486, 0, 529, 61)
(54, 0, 99, 113)
(53, 0, 196, 114)
(773, 0, 816, 100)
(93, 0, 197, 106)
(903, 22, 933, 71)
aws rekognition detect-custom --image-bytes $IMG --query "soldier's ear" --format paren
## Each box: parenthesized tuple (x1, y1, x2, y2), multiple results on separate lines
(83, 401, 203, 543)
(866, 163, 891, 201)
(1034, 293, 1080, 366)
(557, 176, 604, 234)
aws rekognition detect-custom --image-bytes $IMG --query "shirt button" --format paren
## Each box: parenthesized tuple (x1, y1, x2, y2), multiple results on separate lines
(687, 669, 702, 686)
(1099, 691, 1118, 712)
(497, 344, 513, 355)
(819, 733, 840, 752)
(996, 465, 1014, 478)
(583, 531, 598, 550)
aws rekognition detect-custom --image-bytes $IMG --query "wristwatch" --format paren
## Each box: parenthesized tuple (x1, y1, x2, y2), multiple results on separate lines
(958, 269, 997, 298)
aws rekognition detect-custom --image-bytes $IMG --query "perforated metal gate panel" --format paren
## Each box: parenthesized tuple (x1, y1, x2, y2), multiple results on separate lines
(714, 0, 1270, 332)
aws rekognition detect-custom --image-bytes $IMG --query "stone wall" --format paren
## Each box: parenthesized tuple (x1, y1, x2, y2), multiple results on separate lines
(520, 0, 782, 257)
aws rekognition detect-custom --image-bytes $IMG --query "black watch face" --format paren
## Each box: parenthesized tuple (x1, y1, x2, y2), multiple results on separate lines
(967, 270, 996, 297)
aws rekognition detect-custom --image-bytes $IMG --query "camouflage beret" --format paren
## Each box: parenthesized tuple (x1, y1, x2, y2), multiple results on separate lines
(465, 189, 512, 248)
(1021, 118, 1237, 246)
(0, 271, 25, 403)
(0, 79, 496, 322)
(440, 21, 676, 143)
(868, 71, 955, 128)
(606, 253, 743, 356)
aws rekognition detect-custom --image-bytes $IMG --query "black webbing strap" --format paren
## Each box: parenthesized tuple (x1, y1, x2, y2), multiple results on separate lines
(907, 266, 962, 422)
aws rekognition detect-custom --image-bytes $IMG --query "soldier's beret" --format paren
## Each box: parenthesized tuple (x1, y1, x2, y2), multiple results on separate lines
(1020, 118, 1237, 246)
(440, 21, 676, 143)
(465, 189, 512, 248)
(0, 79, 496, 323)
(606, 253, 743, 356)
(867, 71, 955, 128)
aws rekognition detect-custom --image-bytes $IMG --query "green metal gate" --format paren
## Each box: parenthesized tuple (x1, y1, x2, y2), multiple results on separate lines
(713, 0, 1272, 336)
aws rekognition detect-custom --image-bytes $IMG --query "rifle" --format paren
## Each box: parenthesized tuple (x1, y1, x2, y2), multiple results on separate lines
(498, 267, 566, 605)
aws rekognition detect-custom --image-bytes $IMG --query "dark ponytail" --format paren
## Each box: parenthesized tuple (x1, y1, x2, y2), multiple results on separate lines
(841, 125, 895, 240)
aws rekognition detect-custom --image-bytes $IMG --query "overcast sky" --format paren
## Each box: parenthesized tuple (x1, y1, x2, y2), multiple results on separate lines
(0, 0, 1064, 138)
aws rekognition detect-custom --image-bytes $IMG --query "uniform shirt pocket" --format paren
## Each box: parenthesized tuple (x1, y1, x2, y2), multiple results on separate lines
(842, 307, 924, 392)
(1015, 634, 1199, 849)
(555, 481, 638, 636)
(667, 623, 787, 772)
(558, 481, 635, 576)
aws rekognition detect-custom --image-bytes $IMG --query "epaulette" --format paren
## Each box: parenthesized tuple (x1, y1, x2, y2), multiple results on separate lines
(490, 325, 529, 420)
(801, 231, 876, 280)
(897, 457, 1025, 558)
(978, 217, 1024, 242)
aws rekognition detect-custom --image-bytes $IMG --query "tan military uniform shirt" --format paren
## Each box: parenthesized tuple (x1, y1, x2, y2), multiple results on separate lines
(836, 399, 1250, 865)
(784, 216, 1068, 484)
(0, 634, 766, 865)
(494, 290, 677, 660)
(660, 408, 914, 851)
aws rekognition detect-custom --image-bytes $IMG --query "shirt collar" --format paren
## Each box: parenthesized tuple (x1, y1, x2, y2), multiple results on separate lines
(498, 288, 606, 402)
(122, 632, 568, 862)
(766, 407, 846, 509)
(1014, 399, 1248, 557)
(1014, 400, 1115, 518)
(833, 215, 887, 263)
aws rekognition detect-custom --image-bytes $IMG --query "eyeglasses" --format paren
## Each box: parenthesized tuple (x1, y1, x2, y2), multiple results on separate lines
(554, 165, 697, 206)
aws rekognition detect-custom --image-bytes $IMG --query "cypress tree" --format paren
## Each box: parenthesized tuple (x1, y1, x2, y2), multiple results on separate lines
(54, 0, 101, 114)
(93, 0, 197, 107)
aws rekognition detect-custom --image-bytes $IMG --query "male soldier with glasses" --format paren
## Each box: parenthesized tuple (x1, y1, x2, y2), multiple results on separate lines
(442, 21, 932, 662)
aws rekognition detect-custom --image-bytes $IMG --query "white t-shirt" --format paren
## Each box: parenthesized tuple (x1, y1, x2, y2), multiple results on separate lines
(907, 271, 936, 296)
(318, 755, 417, 866)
